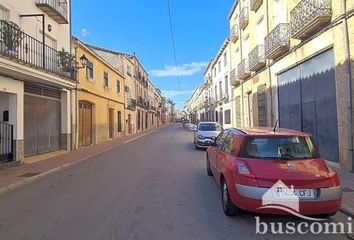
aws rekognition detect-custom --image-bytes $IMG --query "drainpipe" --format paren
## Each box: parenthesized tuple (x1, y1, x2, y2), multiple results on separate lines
(342, 0, 354, 172)
(265, 0, 274, 126)
(239, 2, 244, 128)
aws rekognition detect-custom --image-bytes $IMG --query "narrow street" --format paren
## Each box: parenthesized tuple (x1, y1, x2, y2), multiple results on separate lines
(0, 124, 350, 240)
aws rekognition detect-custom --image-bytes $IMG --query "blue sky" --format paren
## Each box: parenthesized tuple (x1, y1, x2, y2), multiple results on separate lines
(72, 0, 234, 110)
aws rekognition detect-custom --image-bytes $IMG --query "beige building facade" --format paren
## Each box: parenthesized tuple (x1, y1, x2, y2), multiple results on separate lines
(228, 0, 354, 170)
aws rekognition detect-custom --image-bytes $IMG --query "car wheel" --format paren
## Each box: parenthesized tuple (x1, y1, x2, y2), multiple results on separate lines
(221, 179, 241, 216)
(206, 155, 213, 176)
(195, 145, 199, 150)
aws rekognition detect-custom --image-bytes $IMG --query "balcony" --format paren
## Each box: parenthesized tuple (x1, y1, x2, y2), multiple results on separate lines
(251, 0, 263, 11)
(0, 20, 76, 81)
(265, 23, 290, 59)
(238, 59, 251, 80)
(36, 0, 68, 24)
(230, 25, 239, 43)
(290, 0, 332, 39)
(239, 7, 249, 30)
(249, 45, 266, 72)
(137, 96, 144, 107)
(230, 69, 240, 86)
(127, 98, 137, 111)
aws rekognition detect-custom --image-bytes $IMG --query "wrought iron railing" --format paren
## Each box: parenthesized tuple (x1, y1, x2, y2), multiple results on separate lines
(0, 121, 13, 161)
(249, 45, 265, 71)
(127, 98, 137, 110)
(250, 0, 263, 11)
(230, 69, 240, 86)
(290, 0, 332, 38)
(230, 24, 239, 42)
(238, 58, 250, 79)
(265, 23, 290, 59)
(240, 7, 249, 29)
(36, 0, 68, 22)
(0, 20, 76, 80)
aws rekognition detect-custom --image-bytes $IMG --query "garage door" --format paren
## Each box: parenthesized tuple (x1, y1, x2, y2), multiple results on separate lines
(24, 94, 61, 157)
(278, 49, 339, 162)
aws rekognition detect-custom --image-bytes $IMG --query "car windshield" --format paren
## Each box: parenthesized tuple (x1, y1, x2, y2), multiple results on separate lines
(198, 123, 217, 131)
(240, 136, 320, 160)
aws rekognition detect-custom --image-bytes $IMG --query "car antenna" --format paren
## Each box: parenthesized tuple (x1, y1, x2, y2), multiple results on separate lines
(273, 120, 279, 133)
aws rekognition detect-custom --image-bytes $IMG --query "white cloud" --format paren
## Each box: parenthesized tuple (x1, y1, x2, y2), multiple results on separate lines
(150, 61, 209, 77)
(81, 28, 91, 37)
(162, 89, 194, 98)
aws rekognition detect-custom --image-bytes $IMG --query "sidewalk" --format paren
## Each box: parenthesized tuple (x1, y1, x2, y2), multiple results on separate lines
(336, 167, 354, 217)
(0, 125, 167, 194)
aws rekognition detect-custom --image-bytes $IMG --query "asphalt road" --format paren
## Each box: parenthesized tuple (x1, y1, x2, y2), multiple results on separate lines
(0, 124, 351, 240)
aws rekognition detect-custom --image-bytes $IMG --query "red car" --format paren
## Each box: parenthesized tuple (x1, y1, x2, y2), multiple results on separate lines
(206, 128, 342, 216)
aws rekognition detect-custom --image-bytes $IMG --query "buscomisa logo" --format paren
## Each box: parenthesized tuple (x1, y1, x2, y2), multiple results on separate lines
(255, 180, 353, 235)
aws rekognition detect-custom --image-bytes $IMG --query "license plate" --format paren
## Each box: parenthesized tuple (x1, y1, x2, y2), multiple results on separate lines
(272, 189, 317, 200)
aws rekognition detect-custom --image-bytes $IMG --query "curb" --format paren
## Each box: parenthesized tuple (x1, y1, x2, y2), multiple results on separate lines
(0, 126, 164, 195)
(339, 207, 354, 218)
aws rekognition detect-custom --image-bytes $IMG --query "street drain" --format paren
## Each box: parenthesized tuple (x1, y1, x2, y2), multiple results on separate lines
(342, 187, 354, 193)
(19, 172, 41, 178)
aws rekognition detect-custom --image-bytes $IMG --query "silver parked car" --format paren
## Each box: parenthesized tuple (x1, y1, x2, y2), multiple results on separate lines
(194, 122, 222, 150)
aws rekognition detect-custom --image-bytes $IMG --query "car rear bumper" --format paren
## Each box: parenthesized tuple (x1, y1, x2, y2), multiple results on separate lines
(234, 184, 342, 215)
(235, 184, 342, 202)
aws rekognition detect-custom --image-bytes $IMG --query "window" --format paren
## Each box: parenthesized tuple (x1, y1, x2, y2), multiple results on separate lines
(224, 52, 228, 66)
(117, 80, 121, 94)
(104, 72, 109, 87)
(117, 111, 122, 132)
(223, 132, 234, 154)
(257, 84, 267, 127)
(0, 6, 9, 20)
(240, 136, 320, 160)
(215, 86, 218, 100)
(127, 66, 132, 77)
(137, 110, 141, 130)
(218, 61, 221, 72)
(225, 75, 229, 95)
(86, 60, 94, 79)
(219, 82, 222, 99)
(215, 130, 230, 149)
(235, 96, 241, 127)
(225, 110, 231, 124)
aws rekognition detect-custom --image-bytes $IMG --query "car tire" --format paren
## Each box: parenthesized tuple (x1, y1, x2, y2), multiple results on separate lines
(221, 179, 241, 217)
(195, 145, 199, 150)
(206, 156, 213, 176)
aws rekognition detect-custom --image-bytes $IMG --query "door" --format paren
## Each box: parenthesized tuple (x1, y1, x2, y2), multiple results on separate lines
(24, 95, 61, 156)
(109, 109, 114, 139)
(278, 49, 338, 162)
(79, 101, 92, 147)
(210, 130, 230, 179)
(128, 114, 132, 134)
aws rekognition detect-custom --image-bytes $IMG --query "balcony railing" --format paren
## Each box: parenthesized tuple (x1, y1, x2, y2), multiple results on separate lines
(230, 24, 239, 42)
(230, 69, 240, 86)
(0, 20, 76, 81)
(290, 0, 332, 39)
(251, 0, 263, 11)
(127, 98, 137, 111)
(240, 7, 249, 30)
(249, 45, 266, 72)
(36, 0, 68, 24)
(265, 23, 290, 59)
(238, 58, 251, 80)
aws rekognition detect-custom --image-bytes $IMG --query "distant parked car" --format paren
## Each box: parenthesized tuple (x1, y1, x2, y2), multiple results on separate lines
(206, 128, 342, 217)
(187, 123, 197, 131)
(194, 122, 222, 150)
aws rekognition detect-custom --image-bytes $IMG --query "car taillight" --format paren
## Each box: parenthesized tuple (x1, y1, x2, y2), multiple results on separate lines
(238, 161, 256, 179)
(325, 161, 341, 187)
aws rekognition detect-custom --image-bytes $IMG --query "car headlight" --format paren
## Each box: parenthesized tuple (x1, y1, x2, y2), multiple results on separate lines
(198, 135, 205, 139)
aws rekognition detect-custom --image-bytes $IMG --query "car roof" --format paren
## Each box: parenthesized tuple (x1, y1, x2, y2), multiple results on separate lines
(228, 127, 311, 137)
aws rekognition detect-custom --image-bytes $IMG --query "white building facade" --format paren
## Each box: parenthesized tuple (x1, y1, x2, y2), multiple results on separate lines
(0, 0, 75, 163)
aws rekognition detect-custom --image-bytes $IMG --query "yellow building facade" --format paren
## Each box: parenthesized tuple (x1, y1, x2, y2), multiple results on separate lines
(229, 0, 354, 170)
(72, 39, 126, 147)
